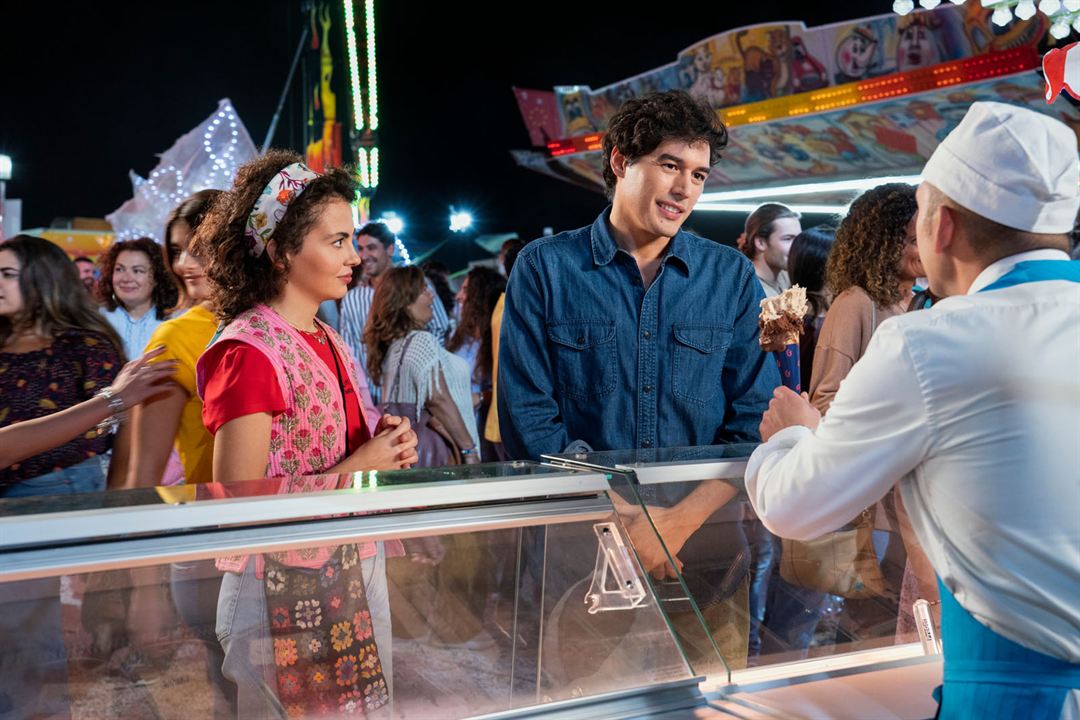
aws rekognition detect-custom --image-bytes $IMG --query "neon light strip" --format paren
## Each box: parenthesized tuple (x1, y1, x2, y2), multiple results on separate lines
(699, 175, 922, 204)
(343, 0, 364, 131)
(366, 0, 379, 131)
(370, 147, 380, 188)
(695, 202, 848, 214)
(357, 148, 370, 188)
(719, 46, 1039, 128)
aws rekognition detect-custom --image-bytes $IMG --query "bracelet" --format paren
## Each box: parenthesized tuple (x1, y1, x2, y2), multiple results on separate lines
(460, 446, 477, 456)
(94, 386, 128, 435)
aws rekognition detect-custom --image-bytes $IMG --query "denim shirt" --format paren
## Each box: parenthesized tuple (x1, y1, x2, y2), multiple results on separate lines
(498, 207, 779, 460)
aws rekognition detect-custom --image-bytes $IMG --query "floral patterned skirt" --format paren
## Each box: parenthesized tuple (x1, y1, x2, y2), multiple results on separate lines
(265, 545, 389, 717)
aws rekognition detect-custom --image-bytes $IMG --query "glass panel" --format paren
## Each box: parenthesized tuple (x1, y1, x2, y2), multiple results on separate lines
(742, 486, 937, 667)
(0, 495, 692, 718)
(547, 444, 758, 470)
(605, 471, 744, 678)
(0, 461, 574, 520)
(548, 446, 938, 680)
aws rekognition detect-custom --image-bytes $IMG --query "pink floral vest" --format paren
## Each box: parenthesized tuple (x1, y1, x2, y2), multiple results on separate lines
(197, 304, 375, 575)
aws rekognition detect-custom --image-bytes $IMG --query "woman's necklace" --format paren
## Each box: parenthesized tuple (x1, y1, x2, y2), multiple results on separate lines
(296, 322, 327, 345)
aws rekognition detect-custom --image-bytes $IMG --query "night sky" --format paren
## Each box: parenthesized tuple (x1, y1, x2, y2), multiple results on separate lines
(2, 3, 876, 249)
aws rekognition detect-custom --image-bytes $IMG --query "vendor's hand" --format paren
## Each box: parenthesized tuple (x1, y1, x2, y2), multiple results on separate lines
(760, 387, 821, 442)
(112, 347, 178, 408)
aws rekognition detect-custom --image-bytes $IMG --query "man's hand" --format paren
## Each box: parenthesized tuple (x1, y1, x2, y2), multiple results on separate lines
(621, 505, 685, 580)
(760, 387, 821, 442)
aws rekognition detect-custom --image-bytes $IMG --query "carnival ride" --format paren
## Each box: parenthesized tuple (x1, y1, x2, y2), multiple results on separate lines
(513, 3, 1079, 214)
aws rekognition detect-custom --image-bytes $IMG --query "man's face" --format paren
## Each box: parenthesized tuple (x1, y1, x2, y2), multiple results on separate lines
(757, 217, 801, 274)
(915, 183, 944, 295)
(357, 233, 393, 280)
(612, 138, 711, 241)
(75, 259, 96, 291)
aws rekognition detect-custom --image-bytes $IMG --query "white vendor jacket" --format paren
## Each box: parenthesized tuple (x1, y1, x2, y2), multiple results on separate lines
(746, 250, 1080, 669)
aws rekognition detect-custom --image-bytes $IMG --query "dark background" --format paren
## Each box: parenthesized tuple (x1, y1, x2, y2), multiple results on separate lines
(1, 3, 877, 249)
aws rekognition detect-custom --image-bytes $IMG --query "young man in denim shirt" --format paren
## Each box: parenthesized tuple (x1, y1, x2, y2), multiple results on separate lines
(499, 90, 777, 460)
(498, 91, 779, 670)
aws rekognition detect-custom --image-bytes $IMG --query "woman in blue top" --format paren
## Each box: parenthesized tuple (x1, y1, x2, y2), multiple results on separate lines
(97, 237, 177, 359)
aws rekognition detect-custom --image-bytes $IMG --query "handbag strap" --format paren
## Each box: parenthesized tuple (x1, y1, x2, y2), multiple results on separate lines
(385, 332, 419, 402)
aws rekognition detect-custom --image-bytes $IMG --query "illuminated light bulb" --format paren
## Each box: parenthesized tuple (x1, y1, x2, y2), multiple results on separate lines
(894, 0, 915, 13)
(1064, 0, 1080, 10)
(1073, 14, 1080, 30)
(1040, 0, 1062, 14)
(1015, 0, 1038, 18)
(919, 0, 941, 8)
(991, 5, 1013, 24)
(1050, 17, 1072, 35)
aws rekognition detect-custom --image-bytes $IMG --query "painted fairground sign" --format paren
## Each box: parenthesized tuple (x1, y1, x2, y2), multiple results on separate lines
(513, 3, 1079, 197)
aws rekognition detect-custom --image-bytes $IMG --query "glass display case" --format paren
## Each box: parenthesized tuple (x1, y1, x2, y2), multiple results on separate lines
(1, 450, 943, 719)
(0, 462, 719, 719)
(547, 445, 944, 719)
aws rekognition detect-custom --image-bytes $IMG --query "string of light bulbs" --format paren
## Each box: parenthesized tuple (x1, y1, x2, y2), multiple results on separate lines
(894, 0, 1080, 39)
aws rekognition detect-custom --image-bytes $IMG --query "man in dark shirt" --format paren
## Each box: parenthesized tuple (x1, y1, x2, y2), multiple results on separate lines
(499, 90, 777, 459)
(498, 91, 778, 671)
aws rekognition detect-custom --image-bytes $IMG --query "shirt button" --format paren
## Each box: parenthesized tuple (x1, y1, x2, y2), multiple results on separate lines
(576, 335, 586, 344)
(643, 384, 653, 393)
(631, 277, 642, 286)
(642, 439, 653, 448)
(643, 331, 652, 340)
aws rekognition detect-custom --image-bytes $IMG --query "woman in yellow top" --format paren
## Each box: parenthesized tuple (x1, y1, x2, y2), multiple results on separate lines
(122, 190, 238, 715)
(126, 190, 222, 488)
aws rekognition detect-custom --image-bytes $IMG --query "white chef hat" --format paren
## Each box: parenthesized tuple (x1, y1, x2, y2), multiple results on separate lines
(921, 101, 1079, 234)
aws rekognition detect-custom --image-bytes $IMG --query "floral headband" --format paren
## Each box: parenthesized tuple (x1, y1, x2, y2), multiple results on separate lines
(244, 162, 321, 257)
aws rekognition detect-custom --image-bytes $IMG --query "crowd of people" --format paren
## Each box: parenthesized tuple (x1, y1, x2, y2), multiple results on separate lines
(0, 89, 1077, 719)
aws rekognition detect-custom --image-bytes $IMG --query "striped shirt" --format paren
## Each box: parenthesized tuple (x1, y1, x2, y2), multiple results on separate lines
(339, 277, 450, 403)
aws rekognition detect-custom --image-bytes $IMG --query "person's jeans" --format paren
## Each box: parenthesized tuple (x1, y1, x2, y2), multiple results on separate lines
(746, 521, 777, 658)
(1, 455, 106, 498)
(216, 544, 391, 719)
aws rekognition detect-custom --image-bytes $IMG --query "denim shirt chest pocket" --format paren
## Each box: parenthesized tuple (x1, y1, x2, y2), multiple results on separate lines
(672, 323, 733, 405)
(547, 319, 617, 400)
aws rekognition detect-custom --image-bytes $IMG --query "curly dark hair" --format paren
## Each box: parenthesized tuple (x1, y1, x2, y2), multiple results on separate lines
(96, 237, 178, 319)
(364, 266, 427, 387)
(164, 189, 223, 310)
(601, 90, 728, 198)
(447, 266, 506, 386)
(193, 150, 357, 323)
(827, 183, 917, 308)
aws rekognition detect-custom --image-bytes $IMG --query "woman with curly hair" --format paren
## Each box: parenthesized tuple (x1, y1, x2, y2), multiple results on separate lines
(807, 183, 928, 642)
(366, 265, 480, 466)
(810, 183, 923, 414)
(193, 150, 417, 718)
(97, 237, 178, 360)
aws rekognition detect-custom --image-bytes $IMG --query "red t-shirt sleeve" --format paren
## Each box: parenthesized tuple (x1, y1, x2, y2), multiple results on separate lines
(201, 341, 286, 435)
